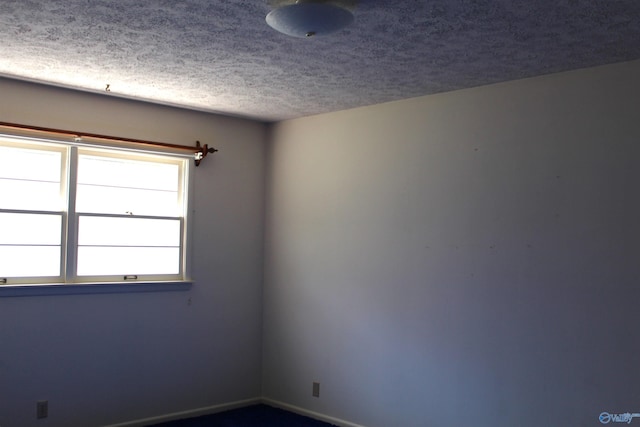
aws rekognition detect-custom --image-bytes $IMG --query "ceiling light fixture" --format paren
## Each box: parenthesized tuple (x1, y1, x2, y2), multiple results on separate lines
(266, 1, 355, 38)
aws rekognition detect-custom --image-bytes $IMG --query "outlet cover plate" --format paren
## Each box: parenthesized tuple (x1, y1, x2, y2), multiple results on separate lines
(37, 400, 48, 419)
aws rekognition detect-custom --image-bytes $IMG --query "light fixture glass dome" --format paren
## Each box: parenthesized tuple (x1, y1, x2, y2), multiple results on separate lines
(266, 2, 354, 38)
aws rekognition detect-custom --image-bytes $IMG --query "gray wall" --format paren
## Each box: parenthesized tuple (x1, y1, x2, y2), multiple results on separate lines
(3, 59, 640, 427)
(0, 79, 266, 427)
(263, 60, 640, 426)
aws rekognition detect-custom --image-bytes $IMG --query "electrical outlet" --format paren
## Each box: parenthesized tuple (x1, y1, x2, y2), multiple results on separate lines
(37, 400, 48, 419)
(312, 382, 320, 398)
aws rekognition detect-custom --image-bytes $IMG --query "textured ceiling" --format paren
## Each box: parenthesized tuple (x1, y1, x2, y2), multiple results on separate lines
(1, 1, 639, 122)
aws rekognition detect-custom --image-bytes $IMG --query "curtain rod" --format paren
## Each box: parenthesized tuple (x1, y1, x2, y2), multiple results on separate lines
(0, 121, 218, 166)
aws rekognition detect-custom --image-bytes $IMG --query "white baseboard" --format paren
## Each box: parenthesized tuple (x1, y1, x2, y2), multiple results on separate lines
(261, 398, 368, 427)
(104, 397, 261, 427)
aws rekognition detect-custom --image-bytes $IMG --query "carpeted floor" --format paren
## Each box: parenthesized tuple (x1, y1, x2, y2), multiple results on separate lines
(150, 404, 337, 427)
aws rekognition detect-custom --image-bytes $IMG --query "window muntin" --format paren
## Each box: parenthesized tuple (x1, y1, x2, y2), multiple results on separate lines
(0, 136, 190, 285)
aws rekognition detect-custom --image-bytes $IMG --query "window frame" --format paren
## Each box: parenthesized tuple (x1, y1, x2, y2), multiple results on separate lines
(0, 132, 194, 292)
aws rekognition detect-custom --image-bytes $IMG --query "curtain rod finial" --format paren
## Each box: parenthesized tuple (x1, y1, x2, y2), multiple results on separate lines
(195, 140, 218, 166)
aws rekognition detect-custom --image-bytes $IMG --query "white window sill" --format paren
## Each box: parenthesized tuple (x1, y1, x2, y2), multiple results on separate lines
(0, 280, 193, 297)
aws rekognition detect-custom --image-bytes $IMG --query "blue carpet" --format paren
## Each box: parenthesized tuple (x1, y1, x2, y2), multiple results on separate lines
(150, 404, 337, 426)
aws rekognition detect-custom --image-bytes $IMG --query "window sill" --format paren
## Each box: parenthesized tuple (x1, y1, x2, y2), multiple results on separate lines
(0, 280, 193, 297)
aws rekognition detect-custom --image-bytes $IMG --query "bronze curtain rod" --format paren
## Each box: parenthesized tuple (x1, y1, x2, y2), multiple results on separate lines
(0, 121, 218, 166)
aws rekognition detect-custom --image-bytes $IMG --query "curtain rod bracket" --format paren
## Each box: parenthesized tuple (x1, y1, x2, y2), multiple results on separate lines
(194, 140, 218, 166)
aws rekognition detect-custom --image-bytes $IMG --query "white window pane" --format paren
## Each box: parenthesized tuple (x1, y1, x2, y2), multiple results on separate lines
(78, 216, 180, 246)
(0, 145, 61, 181)
(0, 246, 60, 277)
(76, 185, 179, 216)
(78, 155, 179, 191)
(0, 145, 63, 211)
(77, 247, 180, 276)
(0, 179, 62, 211)
(0, 213, 61, 245)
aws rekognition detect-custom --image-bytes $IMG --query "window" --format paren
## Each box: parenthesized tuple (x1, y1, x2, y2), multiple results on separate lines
(0, 134, 191, 286)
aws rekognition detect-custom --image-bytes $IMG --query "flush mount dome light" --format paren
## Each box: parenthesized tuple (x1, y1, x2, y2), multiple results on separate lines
(266, 1, 355, 38)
